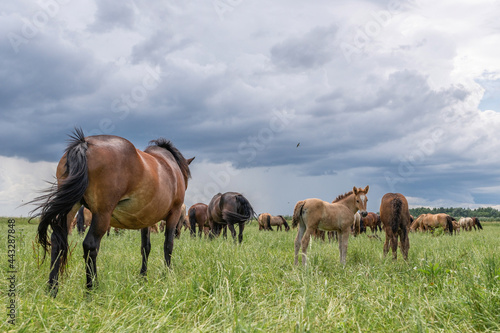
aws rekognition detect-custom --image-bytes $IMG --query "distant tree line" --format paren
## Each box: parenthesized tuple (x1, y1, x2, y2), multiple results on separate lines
(409, 207, 500, 220)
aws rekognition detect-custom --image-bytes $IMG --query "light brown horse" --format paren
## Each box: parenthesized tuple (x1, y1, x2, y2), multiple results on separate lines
(188, 203, 209, 238)
(352, 212, 363, 236)
(30, 128, 193, 296)
(361, 212, 382, 233)
(207, 192, 255, 243)
(258, 213, 290, 231)
(293, 186, 369, 266)
(418, 213, 454, 234)
(379, 193, 411, 260)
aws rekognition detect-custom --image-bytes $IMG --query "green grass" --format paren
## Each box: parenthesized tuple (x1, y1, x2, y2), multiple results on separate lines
(1, 218, 499, 332)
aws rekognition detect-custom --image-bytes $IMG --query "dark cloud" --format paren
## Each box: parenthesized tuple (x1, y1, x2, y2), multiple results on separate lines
(88, 0, 135, 32)
(270, 25, 339, 70)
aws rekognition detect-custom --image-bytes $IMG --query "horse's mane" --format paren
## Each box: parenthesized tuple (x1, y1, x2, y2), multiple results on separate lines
(332, 191, 353, 203)
(148, 138, 191, 182)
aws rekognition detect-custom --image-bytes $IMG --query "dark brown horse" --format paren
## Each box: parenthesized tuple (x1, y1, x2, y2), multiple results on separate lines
(30, 128, 193, 296)
(207, 192, 255, 243)
(379, 193, 411, 260)
(472, 217, 483, 231)
(188, 203, 209, 238)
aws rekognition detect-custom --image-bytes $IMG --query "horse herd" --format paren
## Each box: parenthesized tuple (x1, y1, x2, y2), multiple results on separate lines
(28, 130, 484, 296)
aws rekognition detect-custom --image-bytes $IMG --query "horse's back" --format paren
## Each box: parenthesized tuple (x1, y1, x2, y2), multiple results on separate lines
(71, 135, 186, 229)
(304, 198, 353, 231)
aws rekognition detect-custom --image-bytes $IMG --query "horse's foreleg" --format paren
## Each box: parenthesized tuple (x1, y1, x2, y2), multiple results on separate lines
(163, 209, 182, 267)
(227, 223, 237, 242)
(82, 214, 108, 290)
(140, 227, 151, 275)
(163, 227, 175, 267)
(222, 224, 228, 239)
(338, 231, 349, 265)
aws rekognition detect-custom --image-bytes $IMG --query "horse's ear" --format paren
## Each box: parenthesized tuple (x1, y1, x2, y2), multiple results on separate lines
(187, 157, 195, 165)
(353, 186, 358, 194)
(364, 185, 369, 193)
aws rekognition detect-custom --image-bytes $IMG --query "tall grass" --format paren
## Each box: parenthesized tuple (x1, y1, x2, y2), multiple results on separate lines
(1, 218, 499, 332)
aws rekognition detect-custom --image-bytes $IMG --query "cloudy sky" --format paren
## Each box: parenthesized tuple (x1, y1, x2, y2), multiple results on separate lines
(1, 0, 500, 217)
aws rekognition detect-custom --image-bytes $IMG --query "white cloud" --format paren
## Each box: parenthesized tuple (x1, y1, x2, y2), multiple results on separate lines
(0, 156, 57, 217)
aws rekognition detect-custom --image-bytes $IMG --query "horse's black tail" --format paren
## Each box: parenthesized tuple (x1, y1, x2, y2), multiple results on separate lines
(474, 217, 483, 230)
(29, 128, 89, 275)
(292, 201, 306, 228)
(222, 194, 255, 225)
(391, 197, 402, 234)
(445, 215, 454, 235)
(266, 214, 273, 231)
(280, 215, 290, 231)
(377, 215, 383, 232)
(76, 206, 86, 235)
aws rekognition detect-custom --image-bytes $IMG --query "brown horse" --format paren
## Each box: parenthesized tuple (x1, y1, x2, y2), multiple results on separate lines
(30, 128, 193, 296)
(71, 206, 92, 235)
(173, 203, 187, 239)
(188, 203, 209, 238)
(361, 212, 382, 233)
(293, 186, 369, 265)
(258, 213, 290, 231)
(207, 192, 255, 243)
(379, 193, 411, 260)
(418, 213, 454, 234)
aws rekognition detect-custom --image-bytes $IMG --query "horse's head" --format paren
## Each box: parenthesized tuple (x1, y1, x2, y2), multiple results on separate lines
(353, 185, 369, 217)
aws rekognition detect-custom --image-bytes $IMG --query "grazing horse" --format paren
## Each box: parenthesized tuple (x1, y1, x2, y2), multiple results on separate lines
(458, 217, 473, 231)
(30, 128, 193, 296)
(379, 193, 411, 260)
(258, 213, 290, 231)
(207, 192, 255, 243)
(420, 213, 454, 234)
(472, 217, 483, 231)
(293, 186, 369, 266)
(361, 212, 382, 233)
(188, 203, 209, 238)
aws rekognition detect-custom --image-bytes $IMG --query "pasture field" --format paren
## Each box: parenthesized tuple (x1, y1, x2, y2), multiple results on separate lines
(1, 217, 499, 332)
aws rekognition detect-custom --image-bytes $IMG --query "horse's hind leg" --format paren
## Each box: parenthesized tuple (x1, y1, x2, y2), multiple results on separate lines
(300, 228, 313, 266)
(227, 223, 237, 242)
(82, 213, 109, 290)
(237, 222, 245, 243)
(48, 225, 69, 295)
(294, 223, 306, 265)
(400, 230, 410, 261)
(140, 227, 151, 275)
(390, 234, 398, 260)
